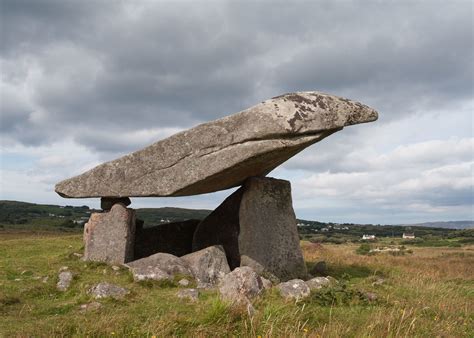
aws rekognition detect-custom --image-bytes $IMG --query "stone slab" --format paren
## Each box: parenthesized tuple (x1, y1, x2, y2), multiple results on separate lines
(55, 92, 378, 198)
(193, 176, 307, 281)
(83, 204, 136, 264)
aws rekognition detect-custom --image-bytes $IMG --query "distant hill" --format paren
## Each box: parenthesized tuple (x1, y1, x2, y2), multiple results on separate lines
(0, 200, 472, 235)
(397, 221, 474, 230)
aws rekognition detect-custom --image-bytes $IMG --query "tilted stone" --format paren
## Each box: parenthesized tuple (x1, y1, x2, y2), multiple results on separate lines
(55, 92, 378, 198)
(193, 176, 308, 281)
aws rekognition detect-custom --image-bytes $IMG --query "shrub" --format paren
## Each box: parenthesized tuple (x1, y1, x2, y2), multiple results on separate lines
(356, 244, 372, 255)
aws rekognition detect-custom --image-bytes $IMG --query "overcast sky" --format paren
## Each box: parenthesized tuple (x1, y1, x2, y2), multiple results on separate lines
(1, 0, 473, 224)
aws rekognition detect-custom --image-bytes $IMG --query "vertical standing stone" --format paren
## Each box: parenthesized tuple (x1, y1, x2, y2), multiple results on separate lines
(193, 176, 307, 281)
(83, 203, 136, 264)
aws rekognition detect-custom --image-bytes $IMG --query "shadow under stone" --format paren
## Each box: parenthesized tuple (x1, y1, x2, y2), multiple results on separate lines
(134, 219, 200, 259)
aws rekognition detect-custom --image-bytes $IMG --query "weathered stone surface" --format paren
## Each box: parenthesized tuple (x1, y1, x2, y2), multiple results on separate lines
(101, 197, 131, 210)
(261, 276, 273, 290)
(277, 279, 311, 301)
(83, 204, 136, 264)
(126, 252, 192, 282)
(55, 92, 378, 198)
(218, 267, 263, 304)
(176, 288, 199, 302)
(57, 271, 73, 291)
(181, 245, 230, 286)
(193, 176, 307, 281)
(134, 219, 200, 259)
(88, 282, 129, 299)
(178, 278, 190, 287)
(306, 276, 331, 290)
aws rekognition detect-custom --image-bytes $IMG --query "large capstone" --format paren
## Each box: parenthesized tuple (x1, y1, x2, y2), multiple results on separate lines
(83, 203, 136, 264)
(193, 176, 307, 281)
(55, 92, 378, 198)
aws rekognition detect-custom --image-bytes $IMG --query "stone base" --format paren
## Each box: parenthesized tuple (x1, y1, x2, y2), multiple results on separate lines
(83, 203, 136, 264)
(134, 219, 200, 259)
(192, 176, 307, 281)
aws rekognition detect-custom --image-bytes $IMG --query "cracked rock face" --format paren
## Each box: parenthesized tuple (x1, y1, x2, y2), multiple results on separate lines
(55, 91, 378, 198)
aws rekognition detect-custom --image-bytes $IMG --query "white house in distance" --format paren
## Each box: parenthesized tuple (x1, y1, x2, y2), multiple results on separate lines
(402, 232, 415, 239)
(362, 234, 376, 240)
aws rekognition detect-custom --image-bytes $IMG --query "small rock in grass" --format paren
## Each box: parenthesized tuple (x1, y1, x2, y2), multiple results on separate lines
(88, 282, 129, 299)
(59, 266, 69, 272)
(111, 265, 120, 271)
(305, 276, 331, 290)
(42, 276, 49, 283)
(72, 252, 83, 258)
(277, 279, 310, 301)
(79, 301, 102, 312)
(57, 271, 73, 291)
(364, 292, 378, 302)
(310, 261, 327, 276)
(176, 288, 199, 302)
(372, 277, 385, 286)
(218, 266, 263, 304)
(178, 278, 190, 287)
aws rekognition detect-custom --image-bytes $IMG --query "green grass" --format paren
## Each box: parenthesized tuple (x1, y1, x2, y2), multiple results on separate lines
(1, 232, 473, 337)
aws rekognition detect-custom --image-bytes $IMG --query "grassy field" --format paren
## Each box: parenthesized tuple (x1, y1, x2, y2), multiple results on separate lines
(1, 231, 473, 337)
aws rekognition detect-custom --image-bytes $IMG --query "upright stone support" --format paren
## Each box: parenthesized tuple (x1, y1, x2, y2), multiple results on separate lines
(83, 203, 136, 264)
(193, 177, 307, 281)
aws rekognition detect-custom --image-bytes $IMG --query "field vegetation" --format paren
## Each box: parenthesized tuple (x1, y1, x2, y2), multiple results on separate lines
(1, 231, 472, 337)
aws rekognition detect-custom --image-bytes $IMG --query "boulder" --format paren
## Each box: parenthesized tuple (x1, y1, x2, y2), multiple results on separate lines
(83, 203, 136, 264)
(55, 92, 378, 198)
(306, 276, 331, 290)
(101, 197, 131, 210)
(218, 267, 263, 304)
(88, 282, 129, 299)
(181, 246, 230, 286)
(176, 288, 199, 302)
(56, 271, 73, 291)
(277, 279, 311, 301)
(126, 252, 192, 281)
(134, 219, 200, 259)
(193, 176, 307, 281)
(310, 261, 328, 276)
(260, 276, 273, 290)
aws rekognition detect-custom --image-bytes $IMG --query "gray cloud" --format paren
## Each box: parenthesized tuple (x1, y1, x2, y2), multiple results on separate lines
(2, 0, 472, 153)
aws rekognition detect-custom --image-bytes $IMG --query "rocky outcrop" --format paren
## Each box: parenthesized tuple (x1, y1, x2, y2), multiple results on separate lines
(181, 245, 230, 287)
(193, 176, 307, 281)
(83, 203, 136, 264)
(55, 92, 378, 198)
